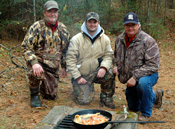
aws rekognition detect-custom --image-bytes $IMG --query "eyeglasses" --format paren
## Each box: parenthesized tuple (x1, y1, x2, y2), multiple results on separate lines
(124, 24, 137, 28)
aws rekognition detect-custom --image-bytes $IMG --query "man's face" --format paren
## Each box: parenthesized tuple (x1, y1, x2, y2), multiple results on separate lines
(124, 23, 139, 38)
(85, 19, 100, 33)
(44, 8, 58, 24)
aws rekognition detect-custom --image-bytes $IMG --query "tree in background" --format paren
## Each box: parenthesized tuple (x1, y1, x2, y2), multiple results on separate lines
(0, 0, 174, 40)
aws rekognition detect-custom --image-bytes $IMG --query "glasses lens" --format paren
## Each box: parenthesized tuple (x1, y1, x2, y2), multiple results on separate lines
(125, 24, 136, 28)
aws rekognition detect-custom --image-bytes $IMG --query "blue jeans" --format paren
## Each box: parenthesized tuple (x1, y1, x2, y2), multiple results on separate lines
(125, 72, 159, 117)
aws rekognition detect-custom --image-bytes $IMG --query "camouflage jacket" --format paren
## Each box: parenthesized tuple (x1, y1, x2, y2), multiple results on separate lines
(113, 28, 160, 83)
(21, 20, 70, 73)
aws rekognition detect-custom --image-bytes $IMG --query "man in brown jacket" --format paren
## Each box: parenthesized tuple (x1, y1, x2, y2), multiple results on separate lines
(113, 12, 164, 121)
(66, 12, 115, 109)
(21, 0, 70, 107)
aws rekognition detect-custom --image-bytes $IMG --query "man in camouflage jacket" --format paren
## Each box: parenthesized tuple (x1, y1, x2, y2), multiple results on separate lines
(113, 12, 164, 121)
(66, 12, 115, 109)
(21, 0, 70, 107)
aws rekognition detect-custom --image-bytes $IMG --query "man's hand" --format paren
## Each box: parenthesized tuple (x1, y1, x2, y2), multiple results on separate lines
(32, 63, 44, 77)
(60, 68, 66, 78)
(97, 68, 106, 78)
(76, 76, 87, 84)
(112, 66, 119, 75)
(127, 77, 136, 87)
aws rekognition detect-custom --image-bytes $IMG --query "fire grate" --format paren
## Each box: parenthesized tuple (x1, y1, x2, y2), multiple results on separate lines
(54, 115, 77, 129)
(34, 106, 138, 129)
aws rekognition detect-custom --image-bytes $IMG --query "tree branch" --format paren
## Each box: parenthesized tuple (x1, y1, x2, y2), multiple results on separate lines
(0, 43, 29, 86)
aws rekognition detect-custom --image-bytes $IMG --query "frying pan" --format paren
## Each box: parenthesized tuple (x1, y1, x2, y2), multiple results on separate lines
(71, 109, 166, 129)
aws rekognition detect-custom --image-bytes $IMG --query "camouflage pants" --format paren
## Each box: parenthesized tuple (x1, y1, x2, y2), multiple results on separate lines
(27, 64, 59, 100)
(71, 68, 115, 105)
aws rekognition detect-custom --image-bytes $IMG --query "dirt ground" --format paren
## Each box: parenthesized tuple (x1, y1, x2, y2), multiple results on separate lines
(0, 33, 175, 129)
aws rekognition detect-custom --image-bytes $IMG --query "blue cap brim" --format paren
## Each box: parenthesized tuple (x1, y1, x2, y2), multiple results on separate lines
(123, 21, 138, 25)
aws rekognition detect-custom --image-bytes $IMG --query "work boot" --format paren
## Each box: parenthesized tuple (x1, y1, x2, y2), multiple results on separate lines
(153, 89, 164, 108)
(138, 114, 150, 123)
(30, 87, 42, 107)
(100, 97, 115, 109)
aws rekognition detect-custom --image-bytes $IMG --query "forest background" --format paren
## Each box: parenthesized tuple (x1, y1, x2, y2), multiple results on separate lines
(0, 0, 175, 129)
(0, 0, 175, 40)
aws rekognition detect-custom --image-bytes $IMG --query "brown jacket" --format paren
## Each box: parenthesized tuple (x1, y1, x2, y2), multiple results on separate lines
(113, 28, 160, 83)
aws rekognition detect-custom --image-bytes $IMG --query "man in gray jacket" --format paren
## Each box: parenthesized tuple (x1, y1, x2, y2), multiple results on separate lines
(66, 12, 115, 109)
(113, 12, 164, 121)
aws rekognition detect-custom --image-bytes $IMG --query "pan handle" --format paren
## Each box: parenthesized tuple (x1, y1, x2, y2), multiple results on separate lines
(107, 121, 166, 123)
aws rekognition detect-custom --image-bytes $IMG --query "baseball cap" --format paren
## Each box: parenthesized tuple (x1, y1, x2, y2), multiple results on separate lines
(86, 12, 99, 21)
(44, 0, 59, 11)
(123, 12, 139, 25)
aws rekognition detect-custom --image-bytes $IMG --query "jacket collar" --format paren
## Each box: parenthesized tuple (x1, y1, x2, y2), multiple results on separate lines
(81, 22, 102, 39)
(46, 21, 58, 33)
(119, 27, 142, 42)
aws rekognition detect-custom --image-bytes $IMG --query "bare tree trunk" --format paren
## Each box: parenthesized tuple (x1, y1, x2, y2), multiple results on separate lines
(127, 0, 137, 12)
(146, 0, 150, 32)
(33, 0, 36, 22)
(154, 0, 156, 12)
(164, 0, 167, 25)
(138, 0, 142, 15)
(150, 0, 152, 12)
(84, 0, 88, 17)
(157, 0, 159, 14)
(121, 0, 126, 7)
(167, 0, 174, 9)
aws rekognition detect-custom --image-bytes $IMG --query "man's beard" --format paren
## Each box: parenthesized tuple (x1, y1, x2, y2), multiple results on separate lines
(46, 17, 57, 24)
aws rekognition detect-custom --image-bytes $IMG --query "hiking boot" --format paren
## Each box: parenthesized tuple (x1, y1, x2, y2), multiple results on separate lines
(100, 97, 115, 109)
(153, 89, 164, 108)
(31, 94, 42, 107)
(138, 114, 150, 122)
(30, 87, 42, 107)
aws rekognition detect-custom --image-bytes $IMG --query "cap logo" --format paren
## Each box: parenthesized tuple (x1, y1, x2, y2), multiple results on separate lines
(128, 14, 133, 20)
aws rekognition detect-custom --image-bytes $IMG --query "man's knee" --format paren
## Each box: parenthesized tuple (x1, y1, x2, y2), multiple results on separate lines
(75, 97, 94, 105)
(138, 73, 158, 88)
(137, 77, 150, 92)
(138, 76, 149, 85)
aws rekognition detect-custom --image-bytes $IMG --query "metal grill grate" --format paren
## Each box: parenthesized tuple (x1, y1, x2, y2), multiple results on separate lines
(54, 115, 77, 129)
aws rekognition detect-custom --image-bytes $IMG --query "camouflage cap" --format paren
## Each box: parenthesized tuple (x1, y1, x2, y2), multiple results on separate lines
(44, 0, 59, 11)
(86, 12, 99, 21)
